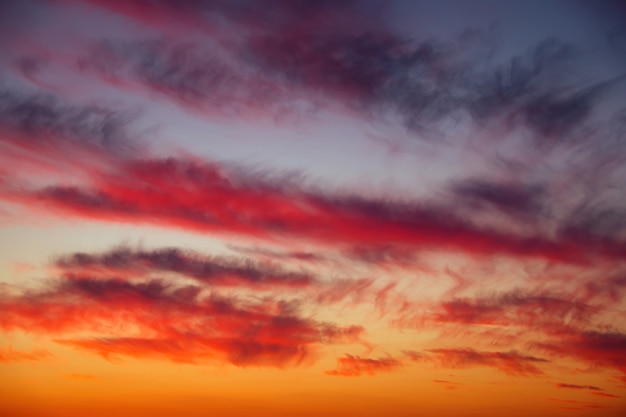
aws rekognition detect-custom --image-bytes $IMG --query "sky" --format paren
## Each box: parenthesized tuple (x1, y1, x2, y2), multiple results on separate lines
(1, 1, 626, 416)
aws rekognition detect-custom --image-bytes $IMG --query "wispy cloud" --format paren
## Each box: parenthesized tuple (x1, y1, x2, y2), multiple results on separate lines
(591, 392, 620, 399)
(0, 274, 363, 367)
(0, 88, 137, 168)
(427, 291, 595, 327)
(432, 379, 464, 390)
(55, 246, 315, 288)
(425, 348, 549, 376)
(533, 330, 626, 380)
(4, 156, 626, 265)
(556, 383, 601, 391)
(0, 345, 52, 363)
(325, 354, 402, 376)
(65, 0, 626, 145)
(546, 398, 608, 411)
(0, 1, 625, 407)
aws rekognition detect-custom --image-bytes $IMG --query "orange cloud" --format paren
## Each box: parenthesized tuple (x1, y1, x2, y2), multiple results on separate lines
(325, 354, 402, 377)
(0, 346, 52, 363)
(546, 398, 607, 411)
(425, 348, 548, 376)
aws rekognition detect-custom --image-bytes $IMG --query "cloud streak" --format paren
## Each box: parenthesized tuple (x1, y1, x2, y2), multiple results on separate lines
(424, 348, 549, 376)
(325, 354, 402, 377)
(3, 156, 626, 265)
(428, 291, 595, 328)
(0, 346, 52, 363)
(55, 246, 315, 289)
(556, 383, 601, 391)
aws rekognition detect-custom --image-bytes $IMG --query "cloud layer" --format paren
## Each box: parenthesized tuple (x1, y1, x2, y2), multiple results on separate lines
(1, 4, 625, 413)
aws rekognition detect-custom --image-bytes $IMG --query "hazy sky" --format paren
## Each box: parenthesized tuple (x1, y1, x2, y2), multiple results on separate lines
(1, 1, 626, 416)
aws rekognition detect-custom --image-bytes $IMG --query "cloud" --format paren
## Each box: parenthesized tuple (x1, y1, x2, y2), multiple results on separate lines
(450, 179, 546, 221)
(428, 291, 595, 328)
(227, 245, 324, 263)
(0, 346, 52, 363)
(395, 286, 604, 334)
(53, 243, 388, 312)
(0, 87, 141, 185)
(2, 3, 626, 270)
(556, 383, 601, 391)
(402, 350, 424, 362)
(433, 379, 459, 384)
(326, 347, 549, 377)
(0, 88, 136, 156)
(343, 244, 418, 267)
(57, 335, 311, 367)
(392, 282, 626, 381)
(425, 348, 548, 376)
(0, 0, 625, 389)
(52, 0, 622, 146)
(78, 39, 270, 118)
(55, 246, 315, 289)
(591, 392, 620, 399)
(546, 398, 607, 411)
(4, 156, 626, 265)
(432, 379, 464, 390)
(533, 330, 626, 380)
(325, 354, 402, 377)
(0, 275, 364, 367)
(395, 284, 626, 380)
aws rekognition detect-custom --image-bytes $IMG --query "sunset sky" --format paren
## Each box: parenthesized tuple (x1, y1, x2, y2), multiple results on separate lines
(1, 1, 626, 416)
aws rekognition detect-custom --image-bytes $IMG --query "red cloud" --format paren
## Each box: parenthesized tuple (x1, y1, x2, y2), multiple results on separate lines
(5, 156, 625, 265)
(0, 276, 364, 367)
(533, 330, 626, 382)
(325, 354, 402, 377)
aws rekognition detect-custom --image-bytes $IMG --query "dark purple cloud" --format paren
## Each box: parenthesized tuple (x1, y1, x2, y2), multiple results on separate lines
(55, 246, 315, 288)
